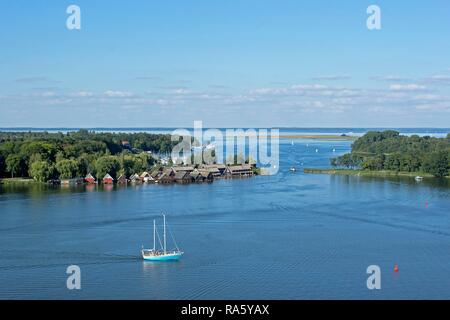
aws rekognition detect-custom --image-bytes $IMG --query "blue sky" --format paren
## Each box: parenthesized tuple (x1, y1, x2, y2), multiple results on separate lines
(0, 0, 450, 127)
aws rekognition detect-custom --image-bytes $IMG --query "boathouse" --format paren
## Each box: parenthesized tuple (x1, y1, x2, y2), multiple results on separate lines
(130, 173, 141, 184)
(85, 173, 96, 184)
(103, 174, 114, 184)
(140, 171, 154, 183)
(174, 170, 191, 184)
(226, 164, 253, 177)
(117, 174, 128, 185)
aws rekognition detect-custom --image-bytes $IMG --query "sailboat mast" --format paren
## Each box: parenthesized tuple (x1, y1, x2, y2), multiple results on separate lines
(163, 214, 167, 254)
(153, 219, 156, 251)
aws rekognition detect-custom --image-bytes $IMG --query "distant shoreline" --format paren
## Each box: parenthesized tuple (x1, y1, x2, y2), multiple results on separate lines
(303, 168, 449, 179)
(279, 134, 357, 140)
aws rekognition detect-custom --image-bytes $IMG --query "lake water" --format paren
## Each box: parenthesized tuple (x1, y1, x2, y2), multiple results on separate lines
(0, 139, 449, 299)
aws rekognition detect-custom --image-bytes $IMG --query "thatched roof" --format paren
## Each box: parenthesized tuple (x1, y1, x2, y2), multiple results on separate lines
(227, 164, 252, 172)
(175, 171, 190, 180)
(173, 166, 195, 172)
(130, 173, 140, 180)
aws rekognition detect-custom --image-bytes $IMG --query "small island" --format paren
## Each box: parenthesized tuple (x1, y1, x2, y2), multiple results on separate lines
(305, 130, 450, 179)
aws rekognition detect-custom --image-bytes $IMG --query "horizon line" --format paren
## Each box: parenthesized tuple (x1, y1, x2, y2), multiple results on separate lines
(1, 126, 450, 130)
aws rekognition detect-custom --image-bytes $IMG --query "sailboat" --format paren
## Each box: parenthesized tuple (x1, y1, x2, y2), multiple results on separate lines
(141, 214, 184, 261)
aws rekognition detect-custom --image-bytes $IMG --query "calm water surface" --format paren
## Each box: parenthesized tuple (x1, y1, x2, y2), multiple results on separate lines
(1, 139, 449, 299)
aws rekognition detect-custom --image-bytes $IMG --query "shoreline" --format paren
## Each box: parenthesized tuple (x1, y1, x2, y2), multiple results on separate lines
(279, 134, 357, 140)
(303, 168, 449, 179)
(0, 178, 42, 186)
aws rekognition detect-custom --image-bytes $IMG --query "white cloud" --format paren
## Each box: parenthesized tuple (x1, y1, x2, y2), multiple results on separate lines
(424, 75, 450, 84)
(172, 88, 191, 95)
(371, 75, 413, 82)
(415, 103, 450, 111)
(70, 91, 94, 97)
(311, 75, 350, 81)
(290, 84, 328, 91)
(103, 90, 135, 98)
(411, 94, 442, 101)
(389, 84, 427, 91)
(31, 91, 57, 98)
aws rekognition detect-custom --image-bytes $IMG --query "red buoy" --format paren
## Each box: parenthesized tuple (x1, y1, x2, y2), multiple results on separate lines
(394, 264, 399, 273)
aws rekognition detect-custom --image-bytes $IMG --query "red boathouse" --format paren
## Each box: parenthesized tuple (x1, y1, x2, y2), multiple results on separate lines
(103, 174, 114, 184)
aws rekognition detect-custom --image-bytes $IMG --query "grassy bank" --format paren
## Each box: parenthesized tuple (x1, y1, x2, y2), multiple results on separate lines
(0, 178, 41, 185)
(303, 168, 441, 178)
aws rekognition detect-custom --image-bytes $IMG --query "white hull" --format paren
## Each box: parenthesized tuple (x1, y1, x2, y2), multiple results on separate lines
(142, 250, 183, 261)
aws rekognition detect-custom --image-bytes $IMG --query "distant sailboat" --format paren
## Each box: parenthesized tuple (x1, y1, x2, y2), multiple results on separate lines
(291, 141, 294, 146)
(141, 214, 183, 261)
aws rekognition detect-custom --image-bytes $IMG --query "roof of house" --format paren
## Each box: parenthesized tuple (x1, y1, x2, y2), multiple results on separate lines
(201, 164, 224, 169)
(103, 173, 114, 180)
(140, 171, 150, 178)
(227, 164, 252, 172)
(85, 173, 95, 179)
(159, 172, 173, 180)
(173, 166, 195, 172)
(189, 170, 201, 179)
(175, 171, 190, 180)
(150, 170, 162, 178)
(130, 173, 140, 180)
(163, 168, 176, 176)
(198, 170, 213, 178)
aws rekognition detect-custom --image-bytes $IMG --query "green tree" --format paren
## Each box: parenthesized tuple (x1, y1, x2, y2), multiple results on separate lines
(29, 153, 43, 165)
(0, 153, 5, 177)
(95, 156, 121, 179)
(20, 141, 57, 162)
(133, 152, 153, 172)
(55, 151, 66, 163)
(422, 151, 449, 178)
(29, 161, 53, 182)
(362, 155, 384, 171)
(6, 154, 26, 178)
(120, 155, 137, 177)
(55, 159, 79, 179)
(76, 154, 92, 177)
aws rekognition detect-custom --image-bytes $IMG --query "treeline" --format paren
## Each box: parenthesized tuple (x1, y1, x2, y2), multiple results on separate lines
(0, 130, 177, 181)
(331, 131, 450, 177)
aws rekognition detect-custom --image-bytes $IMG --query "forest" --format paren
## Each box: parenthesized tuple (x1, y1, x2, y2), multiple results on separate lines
(0, 130, 176, 182)
(331, 131, 450, 177)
